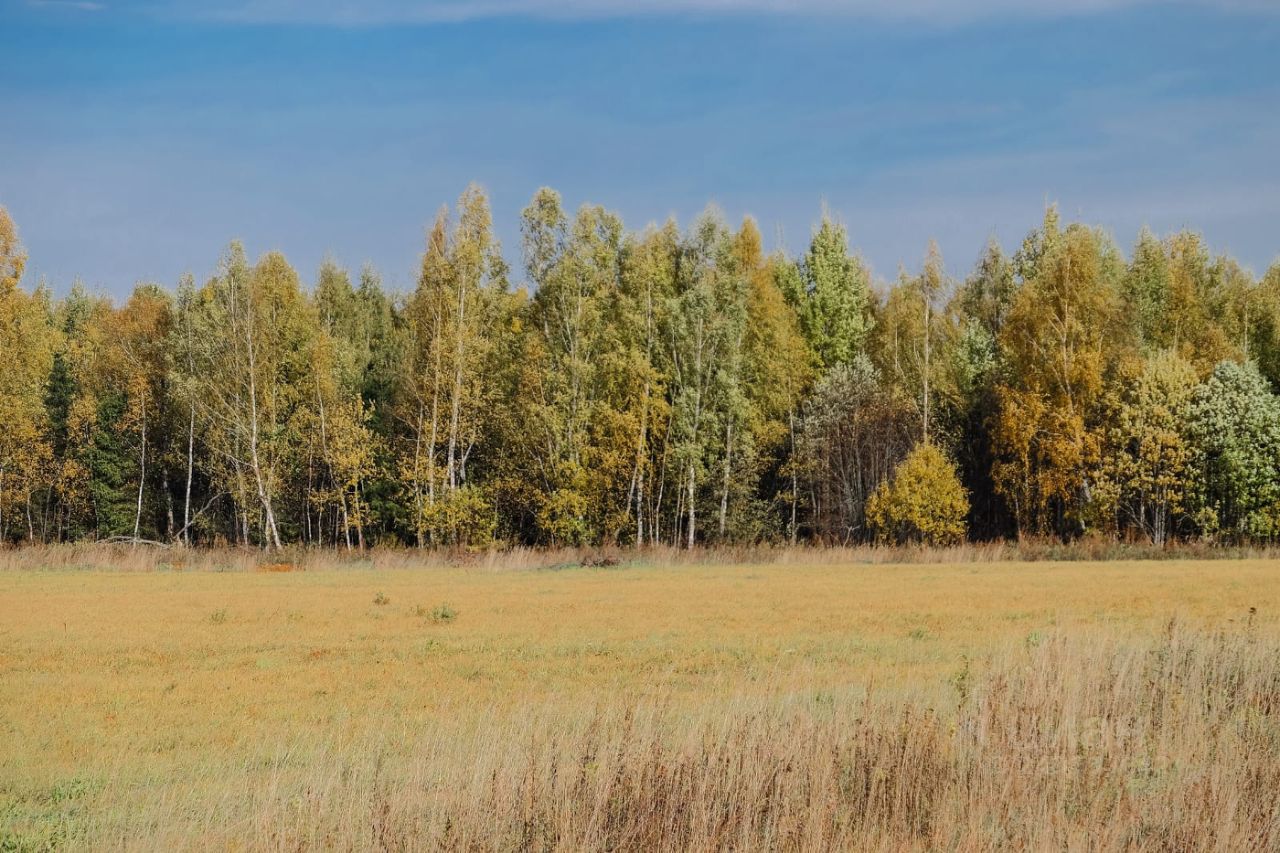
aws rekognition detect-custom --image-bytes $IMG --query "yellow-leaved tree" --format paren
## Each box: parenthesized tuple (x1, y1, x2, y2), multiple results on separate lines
(0, 207, 56, 541)
(865, 441, 969, 545)
(992, 208, 1126, 536)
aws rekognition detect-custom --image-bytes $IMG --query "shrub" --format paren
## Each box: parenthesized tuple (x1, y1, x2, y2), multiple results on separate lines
(865, 441, 969, 545)
(537, 487, 589, 546)
(421, 485, 497, 549)
(415, 603, 457, 623)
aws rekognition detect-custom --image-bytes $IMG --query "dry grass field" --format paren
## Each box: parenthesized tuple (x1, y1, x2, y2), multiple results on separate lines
(2, 550, 1280, 850)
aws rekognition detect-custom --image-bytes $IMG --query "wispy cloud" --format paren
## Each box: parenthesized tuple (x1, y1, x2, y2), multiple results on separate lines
(26, 0, 105, 11)
(82, 0, 1280, 25)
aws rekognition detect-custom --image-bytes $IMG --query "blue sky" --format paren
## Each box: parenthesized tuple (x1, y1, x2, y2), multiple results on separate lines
(1, 0, 1277, 297)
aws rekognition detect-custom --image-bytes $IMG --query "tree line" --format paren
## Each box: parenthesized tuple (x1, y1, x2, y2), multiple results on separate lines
(2, 189, 1279, 549)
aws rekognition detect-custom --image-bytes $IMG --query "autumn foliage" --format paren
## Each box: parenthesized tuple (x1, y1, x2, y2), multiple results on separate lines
(2, 196, 1280, 548)
(866, 442, 969, 545)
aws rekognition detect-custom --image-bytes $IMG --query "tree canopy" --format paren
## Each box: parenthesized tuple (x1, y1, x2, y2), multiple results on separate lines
(1, 197, 1278, 548)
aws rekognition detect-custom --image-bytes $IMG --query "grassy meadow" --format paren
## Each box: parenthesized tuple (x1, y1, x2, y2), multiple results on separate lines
(2, 550, 1279, 849)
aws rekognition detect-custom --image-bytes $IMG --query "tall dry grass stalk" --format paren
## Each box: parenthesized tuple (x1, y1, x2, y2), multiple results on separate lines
(21, 623, 1278, 851)
(4, 538, 1280, 574)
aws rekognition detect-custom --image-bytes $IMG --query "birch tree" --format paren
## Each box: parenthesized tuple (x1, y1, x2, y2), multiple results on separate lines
(108, 284, 173, 542)
(992, 214, 1126, 535)
(618, 222, 678, 545)
(1093, 351, 1196, 545)
(193, 244, 312, 549)
(398, 185, 507, 546)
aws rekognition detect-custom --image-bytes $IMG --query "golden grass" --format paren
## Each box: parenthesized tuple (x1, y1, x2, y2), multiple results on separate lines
(2, 554, 1279, 849)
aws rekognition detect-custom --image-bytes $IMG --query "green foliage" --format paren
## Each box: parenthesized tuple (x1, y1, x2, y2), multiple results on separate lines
(798, 217, 874, 368)
(865, 442, 969, 545)
(956, 239, 1016, 338)
(1092, 352, 1197, 545)
(537, 483, 590, 546)
(1249, 262, 1280, 387)
(396, 186, 510, 548)
(515, 189, 645, 545)
(1185, 360, 1280, 541)
(421, 484, 496, 549)
(86, 390, 136, 537)
(1123, 228, 1171, 350)
(428, 603, 457, 624)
